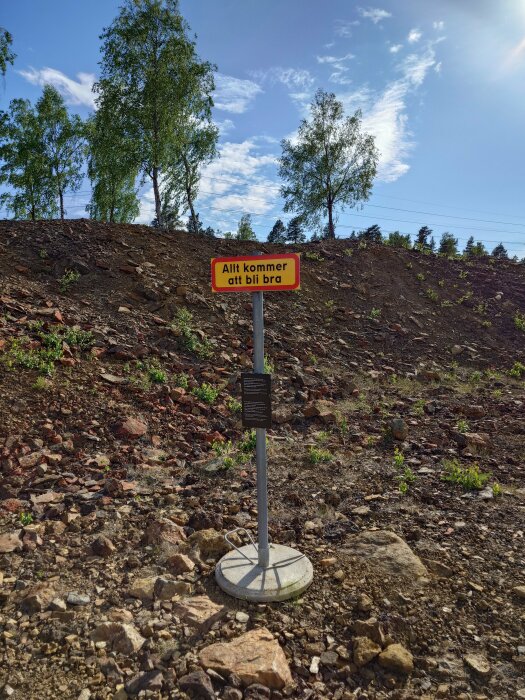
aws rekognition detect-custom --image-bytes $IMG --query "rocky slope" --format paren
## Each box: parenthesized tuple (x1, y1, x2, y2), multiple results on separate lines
(0, 220, 524, 700)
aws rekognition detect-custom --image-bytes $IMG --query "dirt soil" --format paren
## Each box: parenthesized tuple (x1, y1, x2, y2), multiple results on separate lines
(0, 219, 524, 700)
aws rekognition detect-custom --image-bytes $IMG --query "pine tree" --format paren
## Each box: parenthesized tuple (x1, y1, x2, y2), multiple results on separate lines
(472, 241, 487, 256)
(359, 224, 382, 243)
(416, 226, 433, 250)
(438, 232, 458, 257)
(386, 231, 411, 248)
(464, 236, 475, 257)
(286, 216, 306, 244)
(492, 243, 508, 259)
(267, 219, 287, 243)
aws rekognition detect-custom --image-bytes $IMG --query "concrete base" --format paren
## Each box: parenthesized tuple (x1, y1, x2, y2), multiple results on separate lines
(215, 543, 313, 602)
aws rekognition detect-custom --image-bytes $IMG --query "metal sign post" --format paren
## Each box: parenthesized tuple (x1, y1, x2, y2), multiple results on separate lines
(212, 252, 313, 602)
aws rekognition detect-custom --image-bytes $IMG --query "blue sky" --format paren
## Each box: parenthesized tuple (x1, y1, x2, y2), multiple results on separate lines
(2, 0, 525, 256)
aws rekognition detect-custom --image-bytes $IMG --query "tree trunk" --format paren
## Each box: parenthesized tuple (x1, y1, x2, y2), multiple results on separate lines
(59, 188, 64, 220)
(327, 199, 335, 239)
(187, 189, 196, 231)
(152, 166, 161, 226)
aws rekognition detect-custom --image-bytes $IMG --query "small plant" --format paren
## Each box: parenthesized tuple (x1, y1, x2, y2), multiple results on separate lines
(344, 248, 353, 257)
(38, 248, 48, 260)
(147, 366, 167, 384)
(469, 370, 483, 384)
(325, 299, 335, 311)
(397, 467, 417, 494)
(416, 272, 425, 281)
(412, 399, 425, 416)
(308, 446, 333, 464)
(240, 429, 257, 453)
(212, 439, 233, 456)
(514, 312, 525, 332)
(174, 372, 189, 389)
(59, 269, 80, 293)
(441, 300, 454, 308)
(457, 290, 473, 305)
(315, 430, 330, 444)
(358, 240, 367, 250)
(368, 307, 381, 320)
(264, 354, 274, 374)
(459, 270, 468, 279)
(442, 459, 491, 490)
(425, 287, 439, 302)
(474, 302, 488, 316)
(337, 416, 349, 444)
(509, 361, 525, 378)
(308, 353, 318, 365)
(456, 419, 469, 434)
(492, 482, 502, 497)
(33, 376, 51, 391)
(171, 308, 212, 358)
(62, 328, 94, 350)
(227, 396, 242, 413)
(438, 279, 445, 287)
(192, 382, 219, 404)
(393, 447, 405, 469)
(20, 512, 34, 526)
(305, 251, 324, 262)
(405, 261, 412, 269)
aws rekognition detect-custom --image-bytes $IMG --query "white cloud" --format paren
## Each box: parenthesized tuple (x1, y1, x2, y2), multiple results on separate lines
(317, 53, 355, 64)
(215, 118, 235, 135)
(434, 61, 442, 74)
(358, 7, 392, 24)
(335, 19, 360, 38)
(19, 67, 96, 108)
(389, 44, 403, 54)
(214, 74, 262, 114)
(250, 67, 315, 113)
(433, 20, 445, 30)
(407, 28, 422, 44)
(339, 46, 437, 182)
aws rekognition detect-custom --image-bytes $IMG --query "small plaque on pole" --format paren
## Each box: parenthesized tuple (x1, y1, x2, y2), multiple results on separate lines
(241, 372, 272, 429)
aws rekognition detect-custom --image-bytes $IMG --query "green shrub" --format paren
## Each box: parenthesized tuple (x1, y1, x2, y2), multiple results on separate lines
(171, 308, 212, 358)
(59, 269, 80, 292)
(509, 361, 525, 378)
(192, 382, 219, 404)
(441, 459, 491, 490)
(514, 312, 525, 332)
(308, 446, 333, 464)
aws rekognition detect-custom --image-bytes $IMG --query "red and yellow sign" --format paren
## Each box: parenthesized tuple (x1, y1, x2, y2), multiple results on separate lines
(211, 254, 300, 293)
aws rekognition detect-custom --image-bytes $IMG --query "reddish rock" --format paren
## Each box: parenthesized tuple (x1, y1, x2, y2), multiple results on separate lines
(114, 417, 147, 440)
(1, 498, 23, 513)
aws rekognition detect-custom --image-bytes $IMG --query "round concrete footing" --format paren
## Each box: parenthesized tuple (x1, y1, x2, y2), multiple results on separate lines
(215, 543, 313, 602)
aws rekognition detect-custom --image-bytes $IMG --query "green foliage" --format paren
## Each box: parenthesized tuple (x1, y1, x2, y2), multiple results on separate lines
(441, 459, 491, 490)
(236, 213, 257, 241)
(492, 243, 508, 259)
(438, 232, 459, 257)
(171, 307, 212, 358)
(492, 482, 502, 497)
(192, 382, 219, 404)
(226, 396, 241, 414)
(0, 98, 58, 220)
(308, 446, 333, 464)
(368, 307, 381, 320)
(19, 512, 34, 526)
(36, 86, 85, 219)
(147, 365, 167, 384)
(59, 269, 80, 293)
(279, 89, 378, 239)
(514, 312, 525, 332)
(85, 108, 140, 223)
(174, 372, 189, 389)
(344, 248, 353, 257)
(286, 216, 306, 244)
(359, 224, 382, 243)
(267, 219, 287, 244)
(240, 429, 257, 453)
(456, 419, 469, 434)
(32, 376, 50, 391)
(509, 361, 525, 378)
(385, 231, 411, 249)
(96, 0, 216, 227)
(264, 355, 274, 374)
(305, 251, 324, 262)
(393, 447, 405, 469)
(1, 337, 61, 376)
(397, 467, 416, 494)
(425, 287, 439, 303)
(416, 272, 425, 281)
(412, 399, 425, 416)
(212, 439, 233, 456)
(0, 27, 16, 77)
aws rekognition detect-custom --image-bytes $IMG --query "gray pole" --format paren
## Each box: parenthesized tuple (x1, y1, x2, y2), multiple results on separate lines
(252, 285, 270, 568)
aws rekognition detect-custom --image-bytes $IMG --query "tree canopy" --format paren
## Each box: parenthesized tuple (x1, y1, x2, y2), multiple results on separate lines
(279, 89, 378, 239)
(96, 0, 216, 228)
(0, 28, 15, 78)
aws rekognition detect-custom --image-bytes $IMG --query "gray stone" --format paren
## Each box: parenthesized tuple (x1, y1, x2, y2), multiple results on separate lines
(345, 530, 428, 581)
(67, 592, 91, 606)
(178, 670, 215, 700)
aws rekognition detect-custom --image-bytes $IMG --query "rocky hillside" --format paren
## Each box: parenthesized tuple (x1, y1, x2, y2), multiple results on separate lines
(0, 219, 524, 700)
